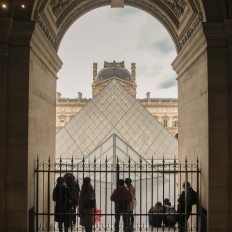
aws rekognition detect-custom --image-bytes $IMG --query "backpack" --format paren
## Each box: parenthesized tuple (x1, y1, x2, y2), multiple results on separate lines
(186, 188, 197, 206)
(166, 205, 176, 222)
(85, 194, 96, 208)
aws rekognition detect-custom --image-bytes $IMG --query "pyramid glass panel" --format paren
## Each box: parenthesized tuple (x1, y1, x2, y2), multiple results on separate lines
(56, 80, 178, 161)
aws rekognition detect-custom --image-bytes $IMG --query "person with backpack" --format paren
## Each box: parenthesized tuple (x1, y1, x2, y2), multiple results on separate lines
(110, 179, 132, 232)
(177, 181, 197, 232)
(64, 173, 80, 227)
(148, 201, 163, 227)
(78, 177, 96, 232)
(163, 198, 176, 227)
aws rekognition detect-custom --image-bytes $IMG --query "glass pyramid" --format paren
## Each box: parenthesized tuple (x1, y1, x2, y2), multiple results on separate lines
(56, 79, 178, 161)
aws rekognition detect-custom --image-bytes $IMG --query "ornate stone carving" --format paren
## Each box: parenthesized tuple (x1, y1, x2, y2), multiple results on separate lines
(165, 0, 187, 18)
(34, 13, 57, 47)
(50, 0, 72, 18)
(104, 61, 125, 68)
(179, 15, 201, 48)
(179, 0, 204, 49)
(33, 1, 58, 49)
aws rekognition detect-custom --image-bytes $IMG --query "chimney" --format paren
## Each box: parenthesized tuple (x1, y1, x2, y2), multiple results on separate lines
(146, 92, 151, 102)
(56, 92, 61, 99)
(78, 92, 82, 100)
(93, 63, 97, 82)
(131, 63, 136, 82)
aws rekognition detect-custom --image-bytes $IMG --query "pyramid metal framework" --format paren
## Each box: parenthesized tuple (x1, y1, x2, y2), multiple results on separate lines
(56, 80, 178, 161)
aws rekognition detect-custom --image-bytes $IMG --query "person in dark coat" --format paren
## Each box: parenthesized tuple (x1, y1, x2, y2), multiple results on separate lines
(148, 201, 163, 227)
(53, 177, 72, 232)
(64, 173, 80, 226)
(110, 179, 132, 232)
(163, 198, 175, 227)
(78, 177, 95, 232)
(177, 181, 195, 232)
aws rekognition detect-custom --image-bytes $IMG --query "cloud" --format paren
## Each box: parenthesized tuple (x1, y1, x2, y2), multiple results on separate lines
(151, 38, 175, 54)
(136, 16, 176, 56)
(137, 63, 163, 78)
(157, 74, 177, 89)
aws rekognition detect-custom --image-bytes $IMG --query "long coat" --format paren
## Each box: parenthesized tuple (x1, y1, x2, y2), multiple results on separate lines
(127, 184, 136, 211)
(78, 184, 95, 227)
(53, 184, 72, 224)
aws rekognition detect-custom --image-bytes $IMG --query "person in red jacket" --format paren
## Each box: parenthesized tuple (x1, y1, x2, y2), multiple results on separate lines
(110, 179, 132, 232)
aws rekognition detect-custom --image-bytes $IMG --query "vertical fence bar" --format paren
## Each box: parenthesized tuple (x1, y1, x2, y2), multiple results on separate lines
(145, 158, 147, 232)
(174, 157, 177, 232)
(197, 158, 200, 232)
(94, 157, 96, 230)
(47, 157, 51, 232)
(139, 158, 142, 232)
(185, 158, 188, 232)
(105, 157, 108, 232)
(36, 157, 39, 232)
(162, 157, 165, 231)
(116, 158, 119, 231)
(42, 160, 45, 230)
(151, 157, 154, 231)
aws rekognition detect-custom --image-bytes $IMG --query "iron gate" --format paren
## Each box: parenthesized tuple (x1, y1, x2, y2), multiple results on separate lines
(35, 157, 200, 231)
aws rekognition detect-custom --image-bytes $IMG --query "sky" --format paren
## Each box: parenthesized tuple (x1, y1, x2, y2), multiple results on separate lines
(57, 6, 178, 99)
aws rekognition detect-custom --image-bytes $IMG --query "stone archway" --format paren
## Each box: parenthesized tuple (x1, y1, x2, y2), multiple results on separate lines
(0, 1, 232, 232)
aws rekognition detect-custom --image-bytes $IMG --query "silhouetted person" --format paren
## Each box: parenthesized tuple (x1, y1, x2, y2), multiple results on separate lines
(177, 181, 196, 232)
(110, 179, 132, 232)
(78, 177, 95, 232)
(64, 173, 80, 226)
(53, 177, 72, 232)
(148, 201, 163, 227)
(163, 198, 175, 227)
(125, 178, 136, 230)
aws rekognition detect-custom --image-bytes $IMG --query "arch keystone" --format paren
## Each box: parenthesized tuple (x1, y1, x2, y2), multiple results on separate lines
(111, 0, 124, 8)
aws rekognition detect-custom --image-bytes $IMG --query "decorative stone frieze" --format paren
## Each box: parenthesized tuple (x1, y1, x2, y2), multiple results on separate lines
(165, 0, 187, 18)
(33, 13, 57, 48)
(50, 0, 73, 18)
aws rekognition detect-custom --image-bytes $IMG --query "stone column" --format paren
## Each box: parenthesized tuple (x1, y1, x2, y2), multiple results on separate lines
(202, 21, 232, 231)
(0, 19, 62, 232)
(173, 20, 232, 231)
(0, 18, 13, 231)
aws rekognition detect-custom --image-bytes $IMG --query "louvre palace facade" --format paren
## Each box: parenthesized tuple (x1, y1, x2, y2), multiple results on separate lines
(56, 61, 178, 137)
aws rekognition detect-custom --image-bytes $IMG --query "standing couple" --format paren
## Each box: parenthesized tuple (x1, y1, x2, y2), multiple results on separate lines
(110, 178, 136, 232)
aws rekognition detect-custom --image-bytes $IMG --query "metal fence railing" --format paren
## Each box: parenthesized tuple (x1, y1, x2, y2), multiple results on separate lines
(35, 157, 200, 232)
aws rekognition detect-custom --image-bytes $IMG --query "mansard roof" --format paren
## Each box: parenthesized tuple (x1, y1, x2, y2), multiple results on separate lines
(96, 67, 132, 83)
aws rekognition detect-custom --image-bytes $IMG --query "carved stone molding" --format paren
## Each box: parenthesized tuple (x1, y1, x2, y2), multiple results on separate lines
(165, 0, 187, 18)
(33, 1, 58, 49)
(179, 0, 204, 49)
(34, 13, 57, 48)
(50, 0, 73, 18)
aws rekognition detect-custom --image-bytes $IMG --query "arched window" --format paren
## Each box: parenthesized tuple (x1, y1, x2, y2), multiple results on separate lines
(163, 119, 168, 127)
(60, 119, 65, 126)
(173, 120, 178, 127)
